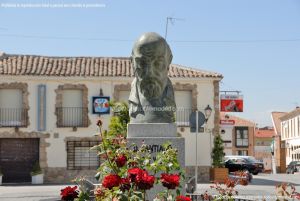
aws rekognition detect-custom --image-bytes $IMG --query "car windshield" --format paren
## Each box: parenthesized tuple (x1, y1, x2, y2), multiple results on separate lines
(245, 158, 257, 163)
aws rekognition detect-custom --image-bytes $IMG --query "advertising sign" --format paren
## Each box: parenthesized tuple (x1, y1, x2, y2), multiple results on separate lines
(220, 94, 243, 112)
(220, 119, 235, 125)
(92, 96, 110, 114)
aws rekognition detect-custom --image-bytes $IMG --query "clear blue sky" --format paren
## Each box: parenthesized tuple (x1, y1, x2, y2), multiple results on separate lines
(1, 0, 300, 126)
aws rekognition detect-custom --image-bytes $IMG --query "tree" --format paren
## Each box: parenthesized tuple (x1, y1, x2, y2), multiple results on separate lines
(211, 134, 225, 168)
(108, 101, 130, 137)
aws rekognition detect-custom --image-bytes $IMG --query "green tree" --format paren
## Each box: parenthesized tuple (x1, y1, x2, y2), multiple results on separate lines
(108, 101, 130, 137)
(211, 134, 225, 168)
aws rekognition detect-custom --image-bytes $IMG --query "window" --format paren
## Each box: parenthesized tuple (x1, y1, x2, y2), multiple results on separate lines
(0, 88, 27, 127)
(67, 141, 100, 170)
(235, 127, 249, 147)
(237, 150, 248, 156)
(56, 84, 89, 127)
(175, 91, 192, 126)
(62, 90, 84, 126)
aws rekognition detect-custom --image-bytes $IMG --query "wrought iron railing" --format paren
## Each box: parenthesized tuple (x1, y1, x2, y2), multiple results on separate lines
(67, 141, 100, 170)
(0, 108, 28, 127)
(175, 108, 193, 127)
(56, 107, 88, 127)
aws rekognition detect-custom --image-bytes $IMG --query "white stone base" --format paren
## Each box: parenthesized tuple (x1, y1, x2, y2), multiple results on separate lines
(32, 174, 44, 184)
(127, 123, 177, 137)
(127, 123, 185, 200)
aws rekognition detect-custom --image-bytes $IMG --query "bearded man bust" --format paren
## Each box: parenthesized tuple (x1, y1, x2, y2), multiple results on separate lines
(129, 32, 176, 123)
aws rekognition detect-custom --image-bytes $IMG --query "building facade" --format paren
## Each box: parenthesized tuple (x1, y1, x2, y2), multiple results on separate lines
(280, 108, 300, 166)
(0, 52, 222, 183)
(220, 113, 255, 157)
(254, 128, 275, 172)
(271, 112, 287, 173)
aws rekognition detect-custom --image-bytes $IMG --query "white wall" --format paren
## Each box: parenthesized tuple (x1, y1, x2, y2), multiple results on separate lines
(0, 76, 219, 168)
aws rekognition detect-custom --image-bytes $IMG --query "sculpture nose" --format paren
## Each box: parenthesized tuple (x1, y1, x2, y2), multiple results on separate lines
(146, 63, 153, 76)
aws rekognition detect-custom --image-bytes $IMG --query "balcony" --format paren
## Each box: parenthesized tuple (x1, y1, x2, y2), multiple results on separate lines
(56, 107, 88, 127)
(0, 108, 28, 127)
(175, 108, 193, 127)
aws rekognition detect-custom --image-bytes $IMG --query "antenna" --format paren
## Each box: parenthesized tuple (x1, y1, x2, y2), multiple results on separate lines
(165, 17, 184, 40)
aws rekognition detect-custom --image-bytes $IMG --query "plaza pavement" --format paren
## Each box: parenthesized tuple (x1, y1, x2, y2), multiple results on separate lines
(194, 173, 300, 200)
(0, 173, 299, 201)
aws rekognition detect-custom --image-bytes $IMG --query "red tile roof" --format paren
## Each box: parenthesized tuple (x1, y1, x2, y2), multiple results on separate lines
(271, 112, 287, 136)
(220, 112, 256, 127)
(255, 129, 275, 138)
(0, 53, 223, 78)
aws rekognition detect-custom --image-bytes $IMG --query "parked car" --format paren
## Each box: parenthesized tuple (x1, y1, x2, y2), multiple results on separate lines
(225, 155, 264, 174)
(286, 161, 300, 174)
(224, 158, 257, 175)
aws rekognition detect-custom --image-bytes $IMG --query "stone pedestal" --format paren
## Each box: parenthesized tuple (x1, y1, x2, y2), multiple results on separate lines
(127, 123, 186, 200)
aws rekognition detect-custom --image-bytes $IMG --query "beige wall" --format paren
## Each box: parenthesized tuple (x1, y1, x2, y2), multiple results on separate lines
(0, 76, 220, 169)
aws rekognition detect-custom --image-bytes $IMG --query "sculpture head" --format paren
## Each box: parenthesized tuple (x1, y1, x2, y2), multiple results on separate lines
(131, 32, 173, 99)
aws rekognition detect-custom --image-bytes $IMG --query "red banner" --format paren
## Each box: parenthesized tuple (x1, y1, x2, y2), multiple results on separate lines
(220, 95, 243, 112)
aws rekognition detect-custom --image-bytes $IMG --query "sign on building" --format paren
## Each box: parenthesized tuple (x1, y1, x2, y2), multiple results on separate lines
(220, 94, 243, 112)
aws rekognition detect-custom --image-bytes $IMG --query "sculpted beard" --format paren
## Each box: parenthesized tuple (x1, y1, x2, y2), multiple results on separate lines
(139, 77, 164, 99)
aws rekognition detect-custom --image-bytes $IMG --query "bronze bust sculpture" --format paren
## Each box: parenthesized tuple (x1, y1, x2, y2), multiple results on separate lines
(129, 32, 176, 123)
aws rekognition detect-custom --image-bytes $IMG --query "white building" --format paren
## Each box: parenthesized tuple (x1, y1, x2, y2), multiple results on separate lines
(280, 107, 300, 165)
(220, 112, 255, 157)
(0, 52, 222, 183)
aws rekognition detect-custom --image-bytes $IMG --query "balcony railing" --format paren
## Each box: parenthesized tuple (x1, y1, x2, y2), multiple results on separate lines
(0, 108, 28, 127)
(56, 107, 88, 127)
(175, 108, 193, 127)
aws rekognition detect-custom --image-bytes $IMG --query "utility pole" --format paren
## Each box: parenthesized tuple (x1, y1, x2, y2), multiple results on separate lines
(165, 17, 184, 40)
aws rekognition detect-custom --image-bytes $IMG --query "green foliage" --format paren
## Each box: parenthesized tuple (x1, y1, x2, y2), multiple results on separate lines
(76, 191, 90, 201)
(108, 101, 130, 137)
(91, 112, 185, 200)
(31, 161, 42, 176)
(211, 134, 225, 168)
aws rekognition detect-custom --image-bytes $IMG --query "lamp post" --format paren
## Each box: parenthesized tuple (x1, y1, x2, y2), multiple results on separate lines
(194, 105, 212, 186)
(271, 136, 277, 174)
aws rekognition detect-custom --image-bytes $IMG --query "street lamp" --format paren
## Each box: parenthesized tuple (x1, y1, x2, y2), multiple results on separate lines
(194, 105, 212, 186)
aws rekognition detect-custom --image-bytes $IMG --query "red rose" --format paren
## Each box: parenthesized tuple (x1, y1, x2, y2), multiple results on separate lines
(128, 168, 143, 182)
(176, 195, 192, 201)
(115, 154, 127, 167)
(102, 174, 121, 190)
(120, 178, 131, 191)
(60, 186, 79, 201)
(136, 170, 155, 190)
(160, 173, 180, 189)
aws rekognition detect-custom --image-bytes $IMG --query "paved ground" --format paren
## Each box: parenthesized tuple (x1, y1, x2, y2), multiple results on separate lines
(195, 173, 300, 200)
(0, 174, 299, 201)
